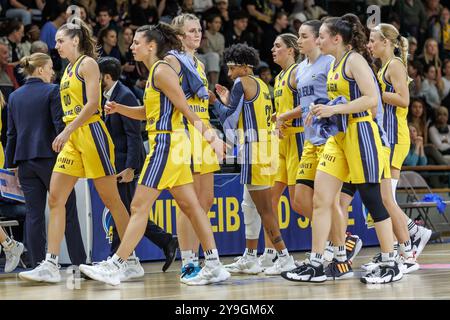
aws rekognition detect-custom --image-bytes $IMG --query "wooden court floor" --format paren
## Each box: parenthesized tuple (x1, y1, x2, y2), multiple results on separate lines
(1, 242, 450, 300)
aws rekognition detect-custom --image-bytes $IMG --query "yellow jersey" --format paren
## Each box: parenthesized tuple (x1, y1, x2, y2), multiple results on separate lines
(274, 63, 302, 130)
(144, 60, 185, 133)
(377, 57, 409, 145)
(238, 76, 273, 143)
(326, 51, 370, 121)
(186, 57, 209, 120)
(60, 55, 102, 124)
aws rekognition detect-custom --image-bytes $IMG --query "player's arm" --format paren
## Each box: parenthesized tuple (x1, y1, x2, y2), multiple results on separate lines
(383, 59, 409, 108)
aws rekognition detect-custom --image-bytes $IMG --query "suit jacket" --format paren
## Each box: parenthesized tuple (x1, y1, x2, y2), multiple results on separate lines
(104, 81, 145, 172)
(5, 78, 65, 167)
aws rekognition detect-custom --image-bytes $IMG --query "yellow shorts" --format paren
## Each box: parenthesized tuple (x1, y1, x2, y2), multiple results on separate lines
(240, 140, 275, 186)
(381, 146, 391, 179)
(188, 120, 220, 175)
(390, 143, 409, 170)
(274, 131, 304, 185)
(296, 140, 325, 182)
(138, 131, 193, 190)
(53, 120, 116, 179)
(318, 119, 384, 184)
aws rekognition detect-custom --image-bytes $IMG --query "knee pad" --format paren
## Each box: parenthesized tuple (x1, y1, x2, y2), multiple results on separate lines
(242, 186, 261, 239)
(357, 183, 390, 223)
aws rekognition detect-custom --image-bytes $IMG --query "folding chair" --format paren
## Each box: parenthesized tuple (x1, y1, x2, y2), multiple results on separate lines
(398, 171, 450, 238)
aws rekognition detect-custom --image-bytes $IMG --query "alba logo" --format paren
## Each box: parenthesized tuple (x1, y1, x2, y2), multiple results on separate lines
(102, 207, 113, 244)
(148, 117, 155, 125)
(334, 73, 339, 80)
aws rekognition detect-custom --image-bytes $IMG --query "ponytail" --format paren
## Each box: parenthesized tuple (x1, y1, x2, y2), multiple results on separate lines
(341, 14, 371, 63)
(372, 23, 409, 68)
(59, 18, 97, 59)
(136, 23, 183, 59)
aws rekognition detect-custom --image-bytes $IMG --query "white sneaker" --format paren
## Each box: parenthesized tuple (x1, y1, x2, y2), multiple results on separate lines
(264, 255, 296, 275)
(412, 226, 432, 258)
(323, 244, 334, 262)
(19, 260, 61, 283)
(361, 263, 403, 284)
(121, 256, 145, 281)
(257, 253, 276, 271)
(398, 255, 420, 274)
(183, 263, 231, 286)
(79, 260, 126, 286)
(361, 253, 382, 272)
(224, 255, 263, 274)
(4, 241, 24, 272)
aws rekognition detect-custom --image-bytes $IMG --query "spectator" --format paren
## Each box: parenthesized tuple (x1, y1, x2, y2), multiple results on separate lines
(407, 36, 418, 63)
(224, 12, 254, 47)
(0, 19, 25, 65)
(129, 0, 159, 30)
(20, 23, 40, 56)
(181, 0, 195, 13)
(429, 106, 450, 161)
(75, 0, 96, 20)
(261, 11, 289, 74)
(5, 53, 86, 267)
(394, 0, 427, 41)
(5, 1, 44, 26)
(40, 3, 67, 51)
(42, 0, 70, 23)
(202, 13, 225, 61)
(204, 0, 231, 32)
(117, 26, 141, 101)
(404, 123, 428, 166)
(0, 43, 19, 102)
(424, 0, 443, 21)
(408, 97, 448, 164)
(431, 6, 450, 61)
(193, 0, 213, 14)
(408, 59, 423, 97)
(242, 0, 274, 45)
(418, 38, 442, 70)
(420, 63, 444, 110)
(158, 0, 182, 23)
(116, 0, 131, 25)
(93, 6, 119, 38)
(257, 65, 274, 98)
(288, 11, 306, 35)
(98, 28, 122, 61)
(30, 40, 48, 54)
(441, 59, 450, 105)
(303, 0, 327, 21)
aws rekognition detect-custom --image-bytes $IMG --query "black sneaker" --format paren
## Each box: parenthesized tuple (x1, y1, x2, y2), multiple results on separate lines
(281, 263, 327, 283)
(162, 236, 179, 272)
(345, 233, 363, 263)
(325, 259, 354, 280)
(361, 263, 403, 284)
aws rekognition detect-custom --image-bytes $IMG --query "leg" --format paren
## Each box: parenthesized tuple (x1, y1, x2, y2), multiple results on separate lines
(268, 181, 286, 249)
(47, 173, 79, 255)
(293, 183, 313, 219)
(115, 185, 161, 259)
(93, 175, 130, 241)
(110, 181, 132, 254)
(64, 189, 87, 265)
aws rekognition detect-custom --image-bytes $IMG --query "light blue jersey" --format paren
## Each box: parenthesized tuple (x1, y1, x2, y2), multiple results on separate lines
(295, 54, 333, 146)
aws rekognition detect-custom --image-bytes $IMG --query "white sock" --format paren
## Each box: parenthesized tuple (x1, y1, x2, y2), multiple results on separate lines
(264, 248, 276, 259)
(334, 245, 347, 262)
(193, 252, 199, 267)
(277, 248, 289, 258)
(391, 178, 398, 204)
(381, 252, 396, 266)
(244, 248, 257, 258)
(111, 254, 125, 269)
(45, 253, 59, 266)
(399, 240, 413, 258)
(204, 249, 220, 266)
(407, 219, 419, 236)
(181, 250, 195, 266)
(128, 251, 137, 261)
(1, 237, 14, 250)
(310, 252, 324, 267)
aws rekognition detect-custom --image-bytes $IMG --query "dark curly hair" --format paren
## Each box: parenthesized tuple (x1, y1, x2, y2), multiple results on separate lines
(224, 43, 259, 67)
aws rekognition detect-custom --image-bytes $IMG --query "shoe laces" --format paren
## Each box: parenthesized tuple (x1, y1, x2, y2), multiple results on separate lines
(35, 260, 60, 271)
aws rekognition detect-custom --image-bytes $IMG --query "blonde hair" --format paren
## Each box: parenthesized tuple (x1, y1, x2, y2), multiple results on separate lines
(372, 23, 409, 67)
(437, 106, 448, 117)
(422, 38, 441, 69)
(19, 53, 52, 76)
(171, 13, 199, 36)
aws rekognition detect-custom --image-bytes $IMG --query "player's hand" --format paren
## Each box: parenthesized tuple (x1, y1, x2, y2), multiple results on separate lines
(52, 129, 70, 153)
(105, 101, 120, 115)
(215, 84, 230, 104)
(305, 111, 314, 127)
(208, 90, 217, 104)
(117, 168, 135, 183)
(310, 104, 335, 119)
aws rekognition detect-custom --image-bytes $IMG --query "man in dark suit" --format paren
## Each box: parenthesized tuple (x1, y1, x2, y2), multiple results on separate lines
(98, 57, 178, 272)
(5, 74, 86, 267)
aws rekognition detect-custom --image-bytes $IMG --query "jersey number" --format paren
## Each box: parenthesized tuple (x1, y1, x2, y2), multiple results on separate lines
(63, 94, 71, 106)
